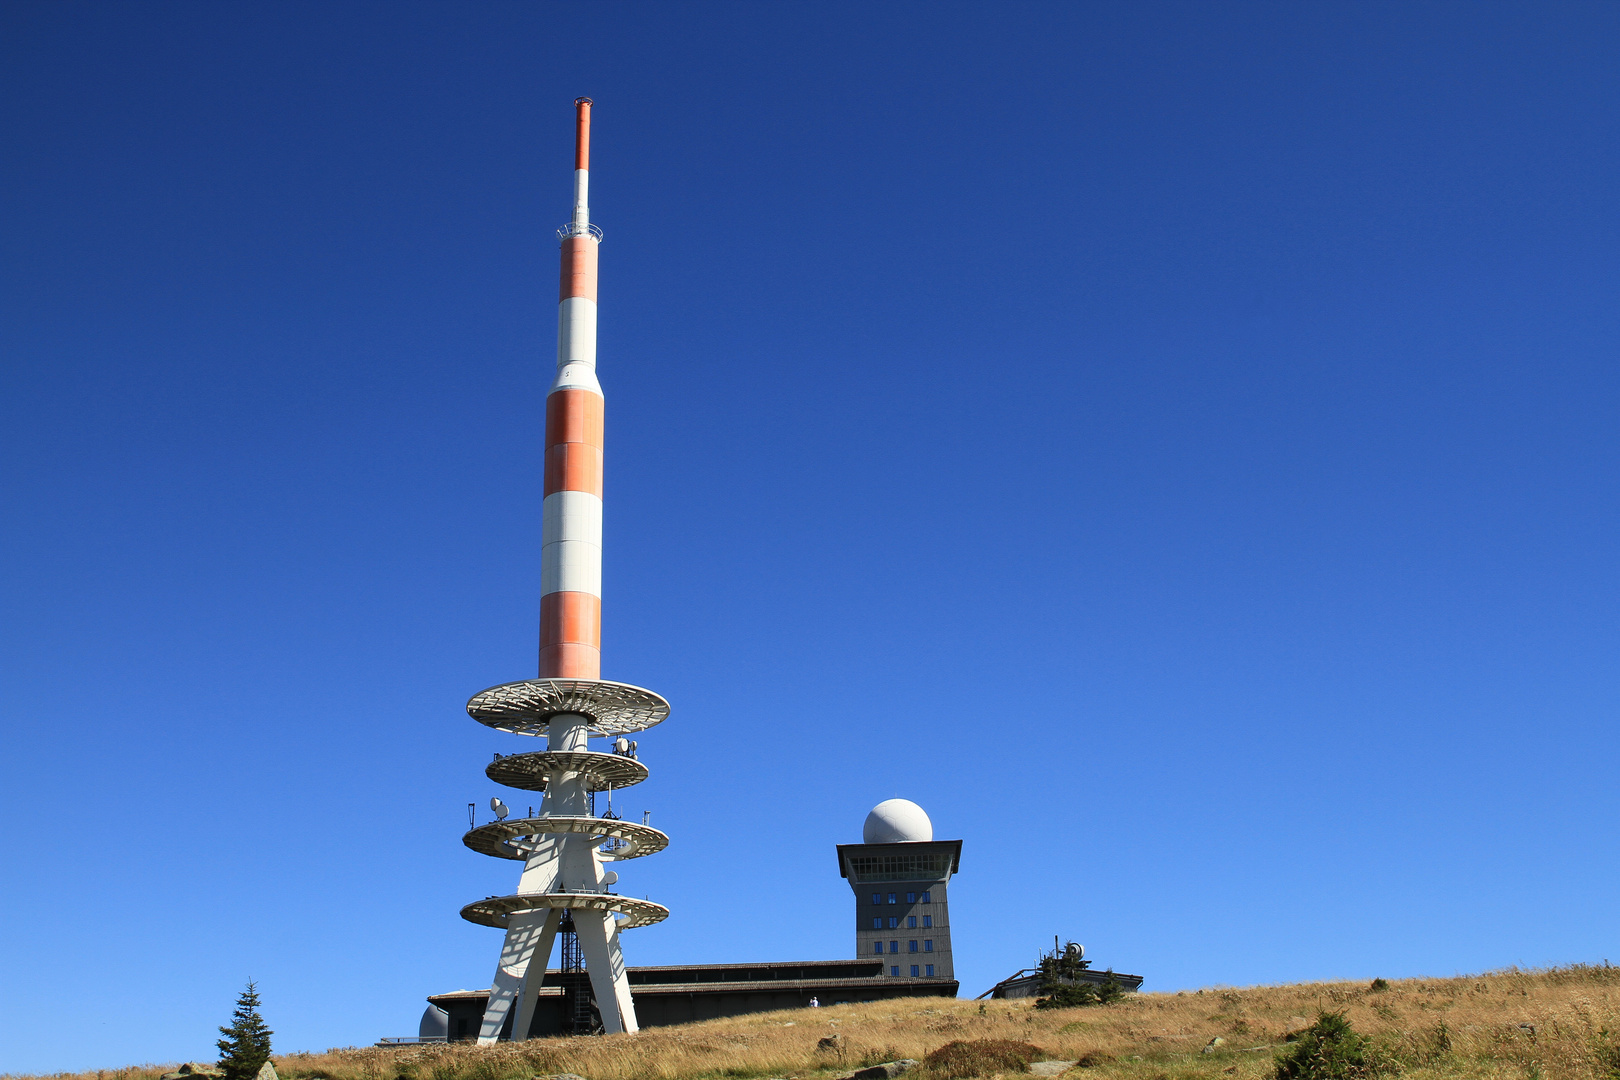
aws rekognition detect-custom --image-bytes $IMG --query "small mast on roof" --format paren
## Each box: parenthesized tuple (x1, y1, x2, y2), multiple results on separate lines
(457, 97, 672, 1040)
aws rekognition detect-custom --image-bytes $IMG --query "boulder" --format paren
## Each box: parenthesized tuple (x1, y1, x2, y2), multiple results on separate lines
(1029, 1061, 1077, 1076)
(161, 1065, 223, 1080)
(842, 1062, 917, 1080)
(255, 1063, 279, 1080)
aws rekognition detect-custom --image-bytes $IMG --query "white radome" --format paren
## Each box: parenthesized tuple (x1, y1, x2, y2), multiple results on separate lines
(863, 799, 933, 844)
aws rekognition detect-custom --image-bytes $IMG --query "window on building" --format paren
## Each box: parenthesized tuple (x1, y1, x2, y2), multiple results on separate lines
(908, 941, 918, 952)
(888, 893, 897, 904)
(924, 940, 933, 951)
(871, 893, 880, 905)
(906, 891, 916, 903)
(889, 941, 898, 953)
(872, 918, 881, 929)
(910, 965, 919, 977)
(920, 891, 931, 903)
(890, 966, 899, 977)
(888, 916, 898, 928)
(925, 964, 934, 977)
(873, 942, 883, 955)
(907, 915, 917, 928)
(922, 915, 932, 928)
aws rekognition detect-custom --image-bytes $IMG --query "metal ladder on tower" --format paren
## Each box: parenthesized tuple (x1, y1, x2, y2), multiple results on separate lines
(558, 911, 599, 1034)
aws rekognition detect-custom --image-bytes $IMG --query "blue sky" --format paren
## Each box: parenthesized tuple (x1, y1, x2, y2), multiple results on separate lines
(4, 0, 1619, 1072)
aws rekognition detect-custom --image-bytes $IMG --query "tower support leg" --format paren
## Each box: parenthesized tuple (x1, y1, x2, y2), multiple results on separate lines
(573, 909, 638, 1033)
(479, 909, 552, 1044)
(510, 907, 563, 1040)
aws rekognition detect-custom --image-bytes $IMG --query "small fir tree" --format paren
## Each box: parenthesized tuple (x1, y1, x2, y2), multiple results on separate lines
(1273, 1011, 1371, 1080)
(1033, 943, 1120, 1010)
(217, 981, 274, 1080)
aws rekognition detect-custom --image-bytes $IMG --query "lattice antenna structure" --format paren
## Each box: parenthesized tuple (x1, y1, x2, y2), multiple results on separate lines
(459, 98, 670, 1042)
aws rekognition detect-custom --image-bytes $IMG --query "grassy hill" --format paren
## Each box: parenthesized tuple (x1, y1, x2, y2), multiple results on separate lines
(16, 965, 1620, 1080)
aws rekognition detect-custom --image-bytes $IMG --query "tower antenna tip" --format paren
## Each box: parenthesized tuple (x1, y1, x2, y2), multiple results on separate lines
(573, 99, 592, 171)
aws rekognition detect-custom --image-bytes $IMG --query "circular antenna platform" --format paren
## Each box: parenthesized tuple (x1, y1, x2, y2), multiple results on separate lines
(463, 816, 669, 862)
(467, 679, 669, 737)
(460, 891, 667, 930)
(486, 750, 649, 792)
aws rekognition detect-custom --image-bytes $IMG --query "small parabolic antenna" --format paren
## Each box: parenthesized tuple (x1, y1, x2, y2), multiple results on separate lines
(491, 797, 510, 821)
(603, 871, 619, 886)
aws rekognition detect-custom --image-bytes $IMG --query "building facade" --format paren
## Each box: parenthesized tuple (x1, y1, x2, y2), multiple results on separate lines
(426, 959, 955, 1039)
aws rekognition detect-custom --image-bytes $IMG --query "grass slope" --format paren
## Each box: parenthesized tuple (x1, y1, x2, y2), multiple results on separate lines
(12, 966, 1620, 1080)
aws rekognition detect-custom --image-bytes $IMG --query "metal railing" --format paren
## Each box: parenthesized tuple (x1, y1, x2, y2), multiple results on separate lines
(557, 222, 603, 242)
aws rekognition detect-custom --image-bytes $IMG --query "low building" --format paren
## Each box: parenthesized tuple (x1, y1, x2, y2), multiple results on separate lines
(982, 967, 1144, 999)
(429, 959, 958, 1039)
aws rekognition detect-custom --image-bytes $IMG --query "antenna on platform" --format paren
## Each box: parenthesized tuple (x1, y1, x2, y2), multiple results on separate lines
(491, 797, 510, 821)
(467, 803, 475, 829)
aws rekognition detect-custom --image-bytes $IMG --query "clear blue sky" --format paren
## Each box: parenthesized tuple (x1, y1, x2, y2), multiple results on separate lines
(4, 0, 1618, 1072)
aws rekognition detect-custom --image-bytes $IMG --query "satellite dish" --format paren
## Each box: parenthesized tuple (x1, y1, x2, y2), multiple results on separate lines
(491, 797, 509, 821)
(602, 871, 619, 885)
(1064, 942, 1084, 961)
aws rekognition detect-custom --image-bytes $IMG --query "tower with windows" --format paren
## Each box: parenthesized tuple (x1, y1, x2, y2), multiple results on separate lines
(836, 800, 961, 982)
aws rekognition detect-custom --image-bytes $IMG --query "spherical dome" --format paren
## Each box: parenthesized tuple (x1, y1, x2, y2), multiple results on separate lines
(419, 1004, 449, 1040)
(863, 799, 933, 843)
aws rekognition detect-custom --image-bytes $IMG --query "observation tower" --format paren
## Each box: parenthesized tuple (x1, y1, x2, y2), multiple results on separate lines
(837, 800, 960, 981)
(459, 97, 669, 1041)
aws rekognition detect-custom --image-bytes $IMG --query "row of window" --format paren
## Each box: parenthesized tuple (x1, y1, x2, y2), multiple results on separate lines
(872, 915, 932, 929)
(871, 891, 932, 905)
(890, 964, 935, 977)
(873, 940, 934, 954)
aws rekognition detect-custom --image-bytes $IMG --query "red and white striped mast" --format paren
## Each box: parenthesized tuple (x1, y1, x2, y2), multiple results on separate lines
(458, 98, 671, 1041)
(543, 97, 605, 680)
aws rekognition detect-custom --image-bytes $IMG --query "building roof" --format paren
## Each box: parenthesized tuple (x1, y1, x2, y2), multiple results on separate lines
(835, 839, 963, 880)
(429, 959, 957, 1006)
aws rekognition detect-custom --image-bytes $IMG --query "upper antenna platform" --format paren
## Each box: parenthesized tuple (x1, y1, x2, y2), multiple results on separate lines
(467, 678, 669, 737)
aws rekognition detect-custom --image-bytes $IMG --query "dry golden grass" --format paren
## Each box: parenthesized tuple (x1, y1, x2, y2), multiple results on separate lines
(13, 966, 1620, 1080)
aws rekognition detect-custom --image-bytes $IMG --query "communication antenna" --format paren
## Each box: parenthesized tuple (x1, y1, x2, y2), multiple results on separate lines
(613, 737, 629, 754)
(491, 797, 510, 821)
(467, 803, 475, 829)
(603, 870, 619, 887)
(642, 810, 651, 826)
